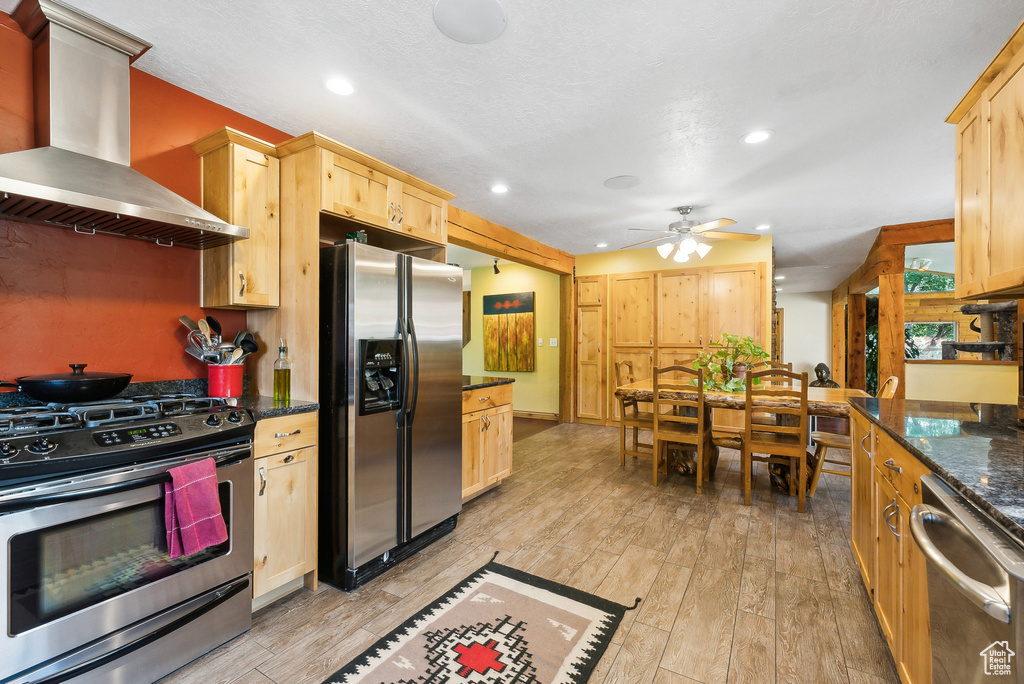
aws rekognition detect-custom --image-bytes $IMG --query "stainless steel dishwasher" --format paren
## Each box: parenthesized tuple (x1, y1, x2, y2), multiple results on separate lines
(911, 473, 1024, 683)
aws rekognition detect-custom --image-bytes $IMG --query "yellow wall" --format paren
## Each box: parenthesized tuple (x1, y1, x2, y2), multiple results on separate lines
(575, 236, 775, 347)
(905, 362, 1017, 404)
(462, 262, 561, 415)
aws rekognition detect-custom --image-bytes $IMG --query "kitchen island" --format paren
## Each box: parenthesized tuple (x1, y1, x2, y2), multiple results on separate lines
(848, 396, 1023, 684)
(461, 376, 514, 501)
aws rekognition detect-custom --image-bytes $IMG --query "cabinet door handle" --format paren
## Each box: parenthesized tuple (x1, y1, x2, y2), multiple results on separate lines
(397, 205, 403, 227)
(483, 413, 491, 429)
(885, 499, 900, 538)
(883, 459, 903, 474)
(238, 271, 246, 298)
(274, 429, 301, 438)
(860, 432, 871, 455)
(389, 202, 396, 223)
(650, 334, 653, 344)
(284, 454, 294, 463)
(258, 466, 267, 496)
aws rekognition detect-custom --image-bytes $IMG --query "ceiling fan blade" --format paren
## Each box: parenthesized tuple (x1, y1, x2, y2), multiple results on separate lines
(622, 235, 676, 249)
(701, 230, 759, 242)
(692, 218, 737, 232)
(627, 228, 676, 233)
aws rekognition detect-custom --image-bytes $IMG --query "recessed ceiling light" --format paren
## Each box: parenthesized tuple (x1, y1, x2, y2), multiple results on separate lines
(774, 275, 785, 281)
(776, 287, 783, 291)
(754, 224, 771, 231)
(325, 77, 354, 96)
(490, 184, 509, 194)
(433, 0, 507, 44)
(603, 175, 641, 189)
(741, 130, 773, 144)
(595, 242, 608, 248)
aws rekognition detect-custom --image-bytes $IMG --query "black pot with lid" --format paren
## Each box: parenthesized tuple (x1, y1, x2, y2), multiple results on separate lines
(1, 364, 133, 403)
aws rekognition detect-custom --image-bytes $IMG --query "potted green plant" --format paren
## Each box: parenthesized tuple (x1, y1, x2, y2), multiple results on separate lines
(691, 333, 771, 391)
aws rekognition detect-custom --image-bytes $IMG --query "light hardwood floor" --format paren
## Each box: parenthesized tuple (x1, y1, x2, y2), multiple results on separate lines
(161, 420, 897, 684)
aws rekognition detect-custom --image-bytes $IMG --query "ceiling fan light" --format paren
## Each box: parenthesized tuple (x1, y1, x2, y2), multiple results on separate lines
(673, 249, 689, 263)
(695, 242, 713, 258)
(681, 237, 698, 255)
(656, 242, 674, 258)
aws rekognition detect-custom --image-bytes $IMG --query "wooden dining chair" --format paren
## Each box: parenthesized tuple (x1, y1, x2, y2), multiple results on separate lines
(652, 365, 711, 489)
(807, 375, 899, 497)
(617, 360, 653, 464)
(751, 360, 793, 425)
(741, 369, 810, 512)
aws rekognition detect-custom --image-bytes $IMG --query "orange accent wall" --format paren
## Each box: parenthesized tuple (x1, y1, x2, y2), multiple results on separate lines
(0, 13, 292, 385)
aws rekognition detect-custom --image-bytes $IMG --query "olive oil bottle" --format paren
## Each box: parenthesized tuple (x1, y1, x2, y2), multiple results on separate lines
(273, 338, 291, 405)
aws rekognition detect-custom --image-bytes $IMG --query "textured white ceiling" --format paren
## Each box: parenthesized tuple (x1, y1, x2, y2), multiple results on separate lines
(3, 0, 1020, 292)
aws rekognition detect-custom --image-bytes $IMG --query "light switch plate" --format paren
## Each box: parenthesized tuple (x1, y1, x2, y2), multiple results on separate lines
(549, 338, 558, 347)
(537, 338, 544, 347)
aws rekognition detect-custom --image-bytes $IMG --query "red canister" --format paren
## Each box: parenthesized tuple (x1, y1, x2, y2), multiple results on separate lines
(208, 364, 243, 398)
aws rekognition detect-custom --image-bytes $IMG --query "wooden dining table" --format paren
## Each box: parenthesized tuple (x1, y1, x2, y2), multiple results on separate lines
(615, 379, 870, 418)
(614, 379, 870, 509)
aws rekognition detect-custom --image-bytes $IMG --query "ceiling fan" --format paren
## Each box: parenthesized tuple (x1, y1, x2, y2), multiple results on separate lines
(623, 206, 759, 262)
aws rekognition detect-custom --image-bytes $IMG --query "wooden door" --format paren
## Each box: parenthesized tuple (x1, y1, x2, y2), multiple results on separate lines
(253, 447, 315, 597)
(983, 50, 1024, 293)
(657, 272, 703, 348)
(955, 99, 988, 299)
(482, 403, 513, 485)
(461, 410, 485, 499)
(707, 265, 764, 344)
(873, 470, 900, 652)
(392, 179, 447, 245)
(898, 489, 930, 684)
(611, 349, 652, 421)
(576, 305, 605, 421)
(576, 276, 604, 306)
(320, 151, 390, 228)
(850, 411, 874, 594)
(611, 274, 655, 346)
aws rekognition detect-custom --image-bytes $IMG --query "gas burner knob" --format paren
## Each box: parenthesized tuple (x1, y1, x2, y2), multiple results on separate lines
(227, 411, 242, 423)
(28, 437, 57, 454)
(0, 441, 17, 457)
(205, 414, 221, 427)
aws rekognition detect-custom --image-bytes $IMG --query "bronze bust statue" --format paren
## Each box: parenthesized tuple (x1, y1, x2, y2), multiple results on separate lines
(808, 362, 840, 388)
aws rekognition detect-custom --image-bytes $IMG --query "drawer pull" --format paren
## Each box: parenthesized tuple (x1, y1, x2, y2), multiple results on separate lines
(478, 396, 490, 402)
(274, 429, 301, 438)
(284, 454, 294, 463)
(883, 459, 903, 474)
(258, 466, 267, 496)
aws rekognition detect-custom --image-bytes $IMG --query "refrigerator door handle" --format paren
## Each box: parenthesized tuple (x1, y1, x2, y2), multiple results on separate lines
(399, 317, 412, 414)
(407, 318, 420, 425)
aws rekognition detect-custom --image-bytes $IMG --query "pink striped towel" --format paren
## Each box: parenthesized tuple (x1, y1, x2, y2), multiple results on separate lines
(165, 458, 228, 559)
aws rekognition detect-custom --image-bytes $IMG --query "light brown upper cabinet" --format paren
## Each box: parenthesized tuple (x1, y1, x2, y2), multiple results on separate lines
(657, 272, 702, 347)
(611, 273, 655, 346)
(949, 19, 1024, 298)
(287, 132, 453, 247)
(193, 128, 280, 309)
(707, 265, 764, 342)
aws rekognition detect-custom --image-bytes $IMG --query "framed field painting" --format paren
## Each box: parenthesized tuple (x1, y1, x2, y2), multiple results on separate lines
(483, 291, 535, 372)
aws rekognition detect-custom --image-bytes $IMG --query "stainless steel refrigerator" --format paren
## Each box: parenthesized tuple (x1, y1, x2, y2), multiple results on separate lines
(319, 242, 463, 590)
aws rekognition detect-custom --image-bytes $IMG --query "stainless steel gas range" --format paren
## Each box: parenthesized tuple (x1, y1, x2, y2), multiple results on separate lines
(0, 395, 255, 684)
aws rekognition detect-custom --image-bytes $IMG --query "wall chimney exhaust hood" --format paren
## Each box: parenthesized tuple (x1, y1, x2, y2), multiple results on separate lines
(0, 0, 248, 249)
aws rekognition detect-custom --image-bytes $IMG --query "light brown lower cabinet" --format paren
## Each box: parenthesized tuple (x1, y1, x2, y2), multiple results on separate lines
(253, 412, 318, 599)
(855, 417, 930, 684)
(462, 389, 512, 501)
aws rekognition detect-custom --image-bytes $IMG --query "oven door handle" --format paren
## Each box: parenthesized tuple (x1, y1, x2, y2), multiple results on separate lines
(0, 450, 249, 514)
(22, 575, 250, 684)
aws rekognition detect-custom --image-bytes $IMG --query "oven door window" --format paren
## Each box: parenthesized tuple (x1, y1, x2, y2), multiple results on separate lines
(8, 482, 231, 635)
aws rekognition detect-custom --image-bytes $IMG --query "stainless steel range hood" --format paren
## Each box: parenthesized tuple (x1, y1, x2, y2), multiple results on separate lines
(0, 0, 248, 249)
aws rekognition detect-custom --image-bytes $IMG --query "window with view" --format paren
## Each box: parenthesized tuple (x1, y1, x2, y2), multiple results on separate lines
(906, 322, 956, 359)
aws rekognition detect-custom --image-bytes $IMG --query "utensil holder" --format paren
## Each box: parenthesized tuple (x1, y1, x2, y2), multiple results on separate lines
(208, 364, 243, 398)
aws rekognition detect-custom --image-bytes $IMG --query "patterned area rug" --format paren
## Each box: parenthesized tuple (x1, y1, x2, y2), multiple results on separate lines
(323, 557, 637, 683)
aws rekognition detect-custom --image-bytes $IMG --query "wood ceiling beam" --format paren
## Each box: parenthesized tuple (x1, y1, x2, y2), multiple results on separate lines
(873, 218, 954, 249)
(447, 206, 575, 276)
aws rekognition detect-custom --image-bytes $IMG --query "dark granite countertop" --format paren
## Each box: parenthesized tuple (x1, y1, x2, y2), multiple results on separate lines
(850, 397, 1024, 542)
(230, 395, 319, 420)
(463, 376, 515, 391)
